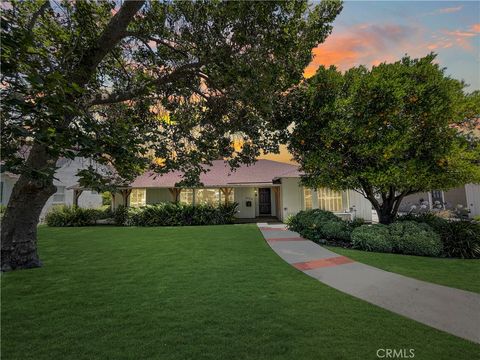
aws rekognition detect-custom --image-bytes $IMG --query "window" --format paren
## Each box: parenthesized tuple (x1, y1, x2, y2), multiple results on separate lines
(180, 189, 194, 204)
(317, 188, 344, 212)
(130, 188, 146, 207)
(52, 186, 65, 204)
(304, 188, 312, 210)
(220, 188, 235, 204)
(195, 189, 220, 205)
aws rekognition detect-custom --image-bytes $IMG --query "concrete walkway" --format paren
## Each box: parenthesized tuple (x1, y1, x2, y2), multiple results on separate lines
(258, 223, 480, 344)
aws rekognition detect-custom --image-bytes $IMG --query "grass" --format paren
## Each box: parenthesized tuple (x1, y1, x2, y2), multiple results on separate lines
(2, 225, 479, 359)
(327, 246, 480, 294)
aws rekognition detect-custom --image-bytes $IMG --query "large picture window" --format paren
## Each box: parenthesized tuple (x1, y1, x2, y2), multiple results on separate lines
(317, 188, 344, 212)
(180, 189, 194, 205)
(195, 189, 220, 205)
(130, 188, 146, 207)
(304, 188, 312, 210)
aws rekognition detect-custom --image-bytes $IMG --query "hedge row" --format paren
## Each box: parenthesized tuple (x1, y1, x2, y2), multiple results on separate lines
(286, 209, 480, 258)
(351, 221, 442, 257)
(45, 203, 238, 227)
(45, 206, 112, 227)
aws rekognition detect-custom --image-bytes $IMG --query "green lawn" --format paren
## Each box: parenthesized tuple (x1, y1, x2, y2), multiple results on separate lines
(2, 225, 479, 359)
(327, 246, 480, 294)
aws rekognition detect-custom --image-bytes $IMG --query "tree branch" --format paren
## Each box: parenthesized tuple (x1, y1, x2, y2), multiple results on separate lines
(124, 31, 189, 58)
(88, 62, 203, 106)
(27, 0, 51, 32)
(71, 0, 145, 85)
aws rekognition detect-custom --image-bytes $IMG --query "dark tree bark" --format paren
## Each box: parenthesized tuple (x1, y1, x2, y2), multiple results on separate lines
(360, 183, 409, 225)
(1, 0, 144, 271)
(1, 144, 57, 271)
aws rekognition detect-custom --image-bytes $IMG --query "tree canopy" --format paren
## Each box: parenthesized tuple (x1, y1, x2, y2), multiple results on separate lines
(280, 54, 480, 223)
(0, 0, 342, 271)
(1, 0, 342, 188)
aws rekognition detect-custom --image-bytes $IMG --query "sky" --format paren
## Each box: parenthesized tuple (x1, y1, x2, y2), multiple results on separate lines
(261, 0, 480, 164)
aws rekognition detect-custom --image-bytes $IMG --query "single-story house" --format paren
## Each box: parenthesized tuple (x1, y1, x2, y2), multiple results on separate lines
(0, 157, 103, 220)
(107, 159, 374, 222)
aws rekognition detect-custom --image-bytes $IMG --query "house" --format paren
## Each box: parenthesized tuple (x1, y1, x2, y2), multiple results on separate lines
(109, 159, 373, 222)
(0, 157, 103, 220)
(398, 185, 480, 218)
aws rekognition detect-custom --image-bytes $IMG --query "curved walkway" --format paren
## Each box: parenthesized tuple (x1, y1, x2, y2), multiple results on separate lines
(257, 223, 480, 344)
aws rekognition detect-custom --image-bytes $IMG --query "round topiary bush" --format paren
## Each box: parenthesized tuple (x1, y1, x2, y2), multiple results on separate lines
(351, 224, 392, 253)
(388, 221, 442, 257)
(321, 221, 351, 242)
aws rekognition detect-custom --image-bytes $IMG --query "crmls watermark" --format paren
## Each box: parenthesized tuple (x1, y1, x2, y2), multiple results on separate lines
(376, 348, 415, 358)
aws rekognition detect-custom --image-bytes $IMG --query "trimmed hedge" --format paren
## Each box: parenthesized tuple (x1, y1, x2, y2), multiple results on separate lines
(352, 221, 442, 257)
(388, 221, 442, 257)
(351, 224, 392, 253)
(114, 202, 238, 227)
(45, 206, 111, 227)
(286, 209, 363, 243)
(397, 213, 480, 259)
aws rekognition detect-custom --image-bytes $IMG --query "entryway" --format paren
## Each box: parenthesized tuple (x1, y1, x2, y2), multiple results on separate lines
(258, 188, 271, 215)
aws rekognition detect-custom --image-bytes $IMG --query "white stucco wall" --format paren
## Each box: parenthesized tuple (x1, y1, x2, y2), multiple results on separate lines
(279, 178, 303, 221)
(347, 190, 373, 221)
(234, 187, 256, 218)
(465, 183, 480, 217)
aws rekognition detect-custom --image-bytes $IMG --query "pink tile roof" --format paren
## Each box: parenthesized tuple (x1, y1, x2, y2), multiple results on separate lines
(130, 159, 301, 188)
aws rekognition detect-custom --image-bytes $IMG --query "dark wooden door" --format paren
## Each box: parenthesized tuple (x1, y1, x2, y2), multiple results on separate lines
(259, 188, 271, 215)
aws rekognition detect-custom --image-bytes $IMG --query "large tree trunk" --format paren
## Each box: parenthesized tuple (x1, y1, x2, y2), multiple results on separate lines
(1, 145, 57, 271)
(362, 186, 407, 225)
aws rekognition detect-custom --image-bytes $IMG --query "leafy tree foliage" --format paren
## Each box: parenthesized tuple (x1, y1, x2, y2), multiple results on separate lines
(0, 0, 342, 270)
(280, 54, 480, 224)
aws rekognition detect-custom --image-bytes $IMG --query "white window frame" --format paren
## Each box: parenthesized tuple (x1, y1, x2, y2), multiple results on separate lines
(194, 188, 221, 206)
(317, 188, 345, 212)
(130, 188, 146, 207)
(304, 188, 313, 210)
(180, 189, 194, 205)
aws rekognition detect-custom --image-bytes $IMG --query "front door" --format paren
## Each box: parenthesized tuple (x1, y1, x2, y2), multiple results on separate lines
(259, 188, 271, 215)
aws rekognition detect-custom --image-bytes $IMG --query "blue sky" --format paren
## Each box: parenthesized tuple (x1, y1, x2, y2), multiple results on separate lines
(305, 1, 480, 91)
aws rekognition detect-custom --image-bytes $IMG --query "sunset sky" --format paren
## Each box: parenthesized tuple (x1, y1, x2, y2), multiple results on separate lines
(261, 0, 480, 164)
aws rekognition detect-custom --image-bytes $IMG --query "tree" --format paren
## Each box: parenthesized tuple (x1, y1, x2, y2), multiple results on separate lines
(0, 0, 342, 271)
(279, 54, 480, 224)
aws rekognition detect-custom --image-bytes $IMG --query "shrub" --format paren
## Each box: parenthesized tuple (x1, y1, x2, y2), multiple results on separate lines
(113, 205, 129, 226)
(388, 221, 442, 257)
(113, 202, 238, 227)
(321, 221, 352, 242)
(0, 205, 5, 220)
(286, 209, 350, 242)
(45, 206, 100, 227)
(351, 225, 392, 253)
(438, 221, 480, 259)
(398, 212, 480, 258)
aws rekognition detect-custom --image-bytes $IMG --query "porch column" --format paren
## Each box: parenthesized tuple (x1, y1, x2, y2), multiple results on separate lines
(120, 189, 132, 207)
(220, 187, 233, 205)
(272, 187, 280, 218)
(73, 189, 83, 207)
(168, 188, 181, 203)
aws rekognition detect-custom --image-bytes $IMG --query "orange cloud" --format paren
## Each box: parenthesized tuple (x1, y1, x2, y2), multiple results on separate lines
(304, 22, 480, 78)
(304, 24, 421, 77)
